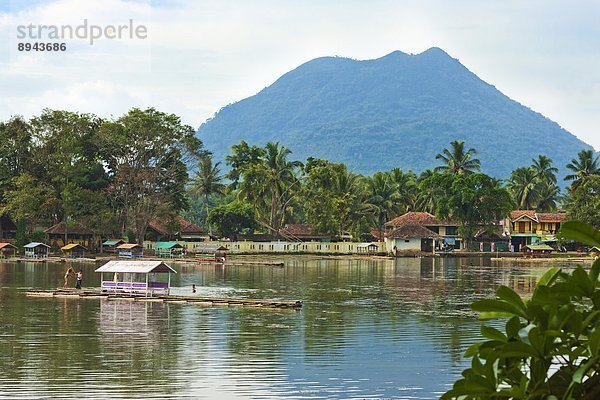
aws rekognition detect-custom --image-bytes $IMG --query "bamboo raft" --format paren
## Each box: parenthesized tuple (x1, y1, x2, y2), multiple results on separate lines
(26, 289, 302, 308)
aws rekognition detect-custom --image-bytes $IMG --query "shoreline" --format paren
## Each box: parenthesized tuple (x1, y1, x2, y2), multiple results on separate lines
(2, 252, 595, 265)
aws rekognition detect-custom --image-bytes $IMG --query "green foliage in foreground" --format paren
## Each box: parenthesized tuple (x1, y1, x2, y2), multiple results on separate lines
(443, 221, 600, 400)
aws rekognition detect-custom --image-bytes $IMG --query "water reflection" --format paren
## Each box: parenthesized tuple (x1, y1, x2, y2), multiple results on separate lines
(0, 256, 574, 399)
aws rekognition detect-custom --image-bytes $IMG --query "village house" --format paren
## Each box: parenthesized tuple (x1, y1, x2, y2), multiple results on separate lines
(471, 226, 510, 252)
(385, 224, 440, 254)
(506, 210, 566, 251)
(384, 212, 463, 254)
(145, 217, 211, 243)
(45, 221, 93, 251)
(0, 215, 17, 241)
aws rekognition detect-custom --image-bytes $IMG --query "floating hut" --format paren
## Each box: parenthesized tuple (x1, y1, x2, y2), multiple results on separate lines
(192, 244, 227, 261)
(102, 239, 125, 253)
(117, 243, 144, 258)
(24, 242, 50, 258)
(0, 242, 17, 259)
(61, 243, 87, 259)
(153, 242, 184, 258)
(523, 244, 554, 258)
(96, 260, 177, 296)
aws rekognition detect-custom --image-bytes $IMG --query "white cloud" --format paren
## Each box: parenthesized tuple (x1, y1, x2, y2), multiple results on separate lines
(0, 0, 598, 149)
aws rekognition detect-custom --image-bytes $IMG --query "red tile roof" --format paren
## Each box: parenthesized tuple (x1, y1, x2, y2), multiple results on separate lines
(385, 224, 440, 239)
(510, 210, 537, 221)
(0, 242, 17, 250)
(537, 213, 567, 222)
(386, 211, 458, 227)
(509, 210, 566, 223)
(279, 224, 328, 240)
(370, 228, 385, 241)
(386, 212, 441, 227)
(44, 221, 93, 235)
(148, 217, 206, 235)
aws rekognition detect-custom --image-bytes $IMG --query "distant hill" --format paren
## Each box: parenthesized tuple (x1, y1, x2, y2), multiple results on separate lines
(197, 47, 592, 178)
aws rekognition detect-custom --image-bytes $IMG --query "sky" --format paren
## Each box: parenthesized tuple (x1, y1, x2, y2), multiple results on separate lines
(0, 0, 598, 149)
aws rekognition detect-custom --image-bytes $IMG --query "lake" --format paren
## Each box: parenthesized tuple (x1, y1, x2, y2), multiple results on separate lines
(0, 256, 569, 399)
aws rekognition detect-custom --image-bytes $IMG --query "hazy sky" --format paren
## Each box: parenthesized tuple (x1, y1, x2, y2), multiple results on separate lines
(1, 0, 598, 149)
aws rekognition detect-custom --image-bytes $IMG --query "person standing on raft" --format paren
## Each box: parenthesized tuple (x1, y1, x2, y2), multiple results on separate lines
(63, 267, 74, 288)
(76, 270, 83, 289)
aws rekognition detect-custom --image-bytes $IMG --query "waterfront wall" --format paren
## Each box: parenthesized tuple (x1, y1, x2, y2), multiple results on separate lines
(143, 240, 386, 255)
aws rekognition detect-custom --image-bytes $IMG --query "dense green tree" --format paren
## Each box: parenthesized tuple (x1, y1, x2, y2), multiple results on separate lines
(535, 181, 560, 213)
(415, 170, 446, 213)
(207, 201, 257, 240)
(1, 173, 58, 231)
(0, 116, 33, 197)
(440, 173, 514, 246)
(507, 156, 561, 212)
(388, 168, 418, 212)
(227, 141, 303, 235)
(366, 172, 401, 233)
(565, 149, 600, 188)
(531, 154, 558, 185)
(301, 158, 369, 237)
(30, 110, 106, 220)
(444, 221, 600, 399)
(98, 108, 204, 243)
(435, 140, 481, 175)
(507, 167, 540, 210)
(225, 140, 265, 188)
(564, 175, 600, 228)
(0, 111, 114, 241)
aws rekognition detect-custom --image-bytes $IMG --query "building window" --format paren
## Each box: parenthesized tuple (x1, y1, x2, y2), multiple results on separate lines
(446, 226, 458, 235)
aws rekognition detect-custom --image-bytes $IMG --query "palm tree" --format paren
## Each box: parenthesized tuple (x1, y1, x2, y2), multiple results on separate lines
(191, 154, 225, 232)
(414, 169, 438, 213)
(263, 142, 303, 233)
(333, 170, 370, 235)
(236, 142, 302, 234)
(366, 172, 401, 238)
(535, 181, 560, 212)
(389, 168, 418, 211)
(435, 140, 481, 175)
(531, 155, 558, 185)
(507, 167, 539, 209)
(565, 150, 600, 187)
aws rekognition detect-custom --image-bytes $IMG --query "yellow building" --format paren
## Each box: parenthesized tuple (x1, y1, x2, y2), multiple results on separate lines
(508, 210, 566, 251)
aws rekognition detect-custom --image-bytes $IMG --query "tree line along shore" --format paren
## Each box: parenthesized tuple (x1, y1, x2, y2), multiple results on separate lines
(0, 108, 598, 251)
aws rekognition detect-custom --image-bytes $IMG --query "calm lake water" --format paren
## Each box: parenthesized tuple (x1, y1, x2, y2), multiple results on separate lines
(0, 256, 574, 399)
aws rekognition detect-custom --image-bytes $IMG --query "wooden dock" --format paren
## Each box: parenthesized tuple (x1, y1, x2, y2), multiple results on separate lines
(25, 289, 302, 308)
